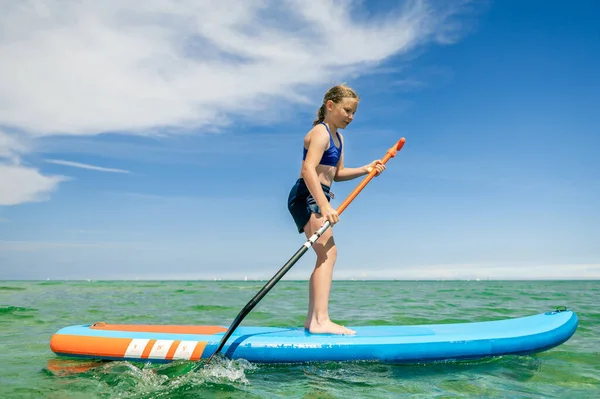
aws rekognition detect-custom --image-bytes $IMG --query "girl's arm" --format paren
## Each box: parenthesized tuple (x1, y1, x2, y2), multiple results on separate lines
(334, 135, 385, 182)
(334, 166, 369, 181)
(301, 126, 336, 211)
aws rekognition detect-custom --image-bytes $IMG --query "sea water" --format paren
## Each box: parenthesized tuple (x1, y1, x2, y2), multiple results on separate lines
(1, 280, 598, 398)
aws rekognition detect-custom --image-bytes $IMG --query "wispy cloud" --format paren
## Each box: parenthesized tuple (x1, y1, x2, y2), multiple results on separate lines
(45, 159, 130, 174)
(0, 240, 163, 252)
(67, 229, 127, 234)
(0, 0, 474, 205)
(391, 78, 428, 92)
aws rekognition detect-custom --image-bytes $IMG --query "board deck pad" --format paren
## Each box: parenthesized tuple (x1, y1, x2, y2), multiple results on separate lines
(50, 310, 578, 364)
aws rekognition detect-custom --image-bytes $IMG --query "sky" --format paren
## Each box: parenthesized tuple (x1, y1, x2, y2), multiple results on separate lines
(1, 0, 599, 280)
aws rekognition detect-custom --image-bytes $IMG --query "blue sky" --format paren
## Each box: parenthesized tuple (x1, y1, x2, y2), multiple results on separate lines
(1, 0, 598, 280)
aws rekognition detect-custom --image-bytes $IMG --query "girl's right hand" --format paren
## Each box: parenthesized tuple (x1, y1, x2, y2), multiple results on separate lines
(320, 203, 339, 226)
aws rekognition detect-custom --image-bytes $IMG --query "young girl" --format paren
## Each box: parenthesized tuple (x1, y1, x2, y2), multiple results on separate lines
(287, 84, 385, 335)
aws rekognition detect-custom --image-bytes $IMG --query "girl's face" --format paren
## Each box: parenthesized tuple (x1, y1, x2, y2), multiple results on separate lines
(327, 97, 358, 129)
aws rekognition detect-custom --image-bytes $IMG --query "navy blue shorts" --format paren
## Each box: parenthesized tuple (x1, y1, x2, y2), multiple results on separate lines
(287, 178, 332, 234)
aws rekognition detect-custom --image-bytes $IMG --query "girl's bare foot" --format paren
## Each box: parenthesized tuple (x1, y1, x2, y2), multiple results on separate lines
(306, 319, 356, 335)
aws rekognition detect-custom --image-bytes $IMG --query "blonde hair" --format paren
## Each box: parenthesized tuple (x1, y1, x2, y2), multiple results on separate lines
(312, 84, 360, 126)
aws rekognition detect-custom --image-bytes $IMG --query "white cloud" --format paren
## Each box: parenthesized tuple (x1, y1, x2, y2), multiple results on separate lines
(0, 164, 67, 206)
(0, 129, 68, 206)
(0, 0, 468, 136)
(45, 159, 130, 173)
(0, 0, 472, 205)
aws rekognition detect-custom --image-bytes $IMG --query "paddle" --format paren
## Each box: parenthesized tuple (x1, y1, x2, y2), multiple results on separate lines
(206, 137, 406, 363)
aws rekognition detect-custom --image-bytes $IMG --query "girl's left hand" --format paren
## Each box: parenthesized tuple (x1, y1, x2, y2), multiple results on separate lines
(366, 159, 385, 176)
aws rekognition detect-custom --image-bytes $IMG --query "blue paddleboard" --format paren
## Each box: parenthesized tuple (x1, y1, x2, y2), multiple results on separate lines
(50, 309, 578, 363)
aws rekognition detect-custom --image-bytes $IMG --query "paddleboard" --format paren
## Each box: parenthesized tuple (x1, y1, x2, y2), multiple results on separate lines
(50, 309, 577, 364)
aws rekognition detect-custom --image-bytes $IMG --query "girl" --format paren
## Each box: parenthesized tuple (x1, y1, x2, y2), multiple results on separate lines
(287, 84, 385, 335)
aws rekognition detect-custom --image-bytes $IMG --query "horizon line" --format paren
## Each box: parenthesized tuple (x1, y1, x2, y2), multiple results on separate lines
(3, 278, 599, 282)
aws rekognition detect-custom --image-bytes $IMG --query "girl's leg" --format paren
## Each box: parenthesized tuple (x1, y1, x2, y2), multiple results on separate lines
(303, 212, 355, 335)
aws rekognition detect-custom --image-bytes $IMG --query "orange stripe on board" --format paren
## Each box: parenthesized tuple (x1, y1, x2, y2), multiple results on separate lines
(90, 322, 227, 335)
(141, 340, 156, 359)
(50, 334, 132, 358)
(190, 342, 208, 361)
(165, 340, 181, 360)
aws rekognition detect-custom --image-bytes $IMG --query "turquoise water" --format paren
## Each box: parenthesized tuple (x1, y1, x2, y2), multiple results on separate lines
(1, 280, 598, 398)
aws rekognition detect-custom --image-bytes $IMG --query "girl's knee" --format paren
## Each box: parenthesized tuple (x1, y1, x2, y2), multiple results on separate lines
(315, 245, 337, 264)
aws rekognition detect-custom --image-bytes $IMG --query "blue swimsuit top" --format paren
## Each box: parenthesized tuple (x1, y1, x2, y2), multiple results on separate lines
(302, 122, 342, 167)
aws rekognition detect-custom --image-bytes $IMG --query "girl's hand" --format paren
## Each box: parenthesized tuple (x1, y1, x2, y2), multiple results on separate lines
(365, 159, 386, 176)
(320, 203, 339, 226)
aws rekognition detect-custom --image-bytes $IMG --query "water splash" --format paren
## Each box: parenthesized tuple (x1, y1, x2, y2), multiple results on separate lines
(198, 355, 257, 385)
(45, 356, 258, 398)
